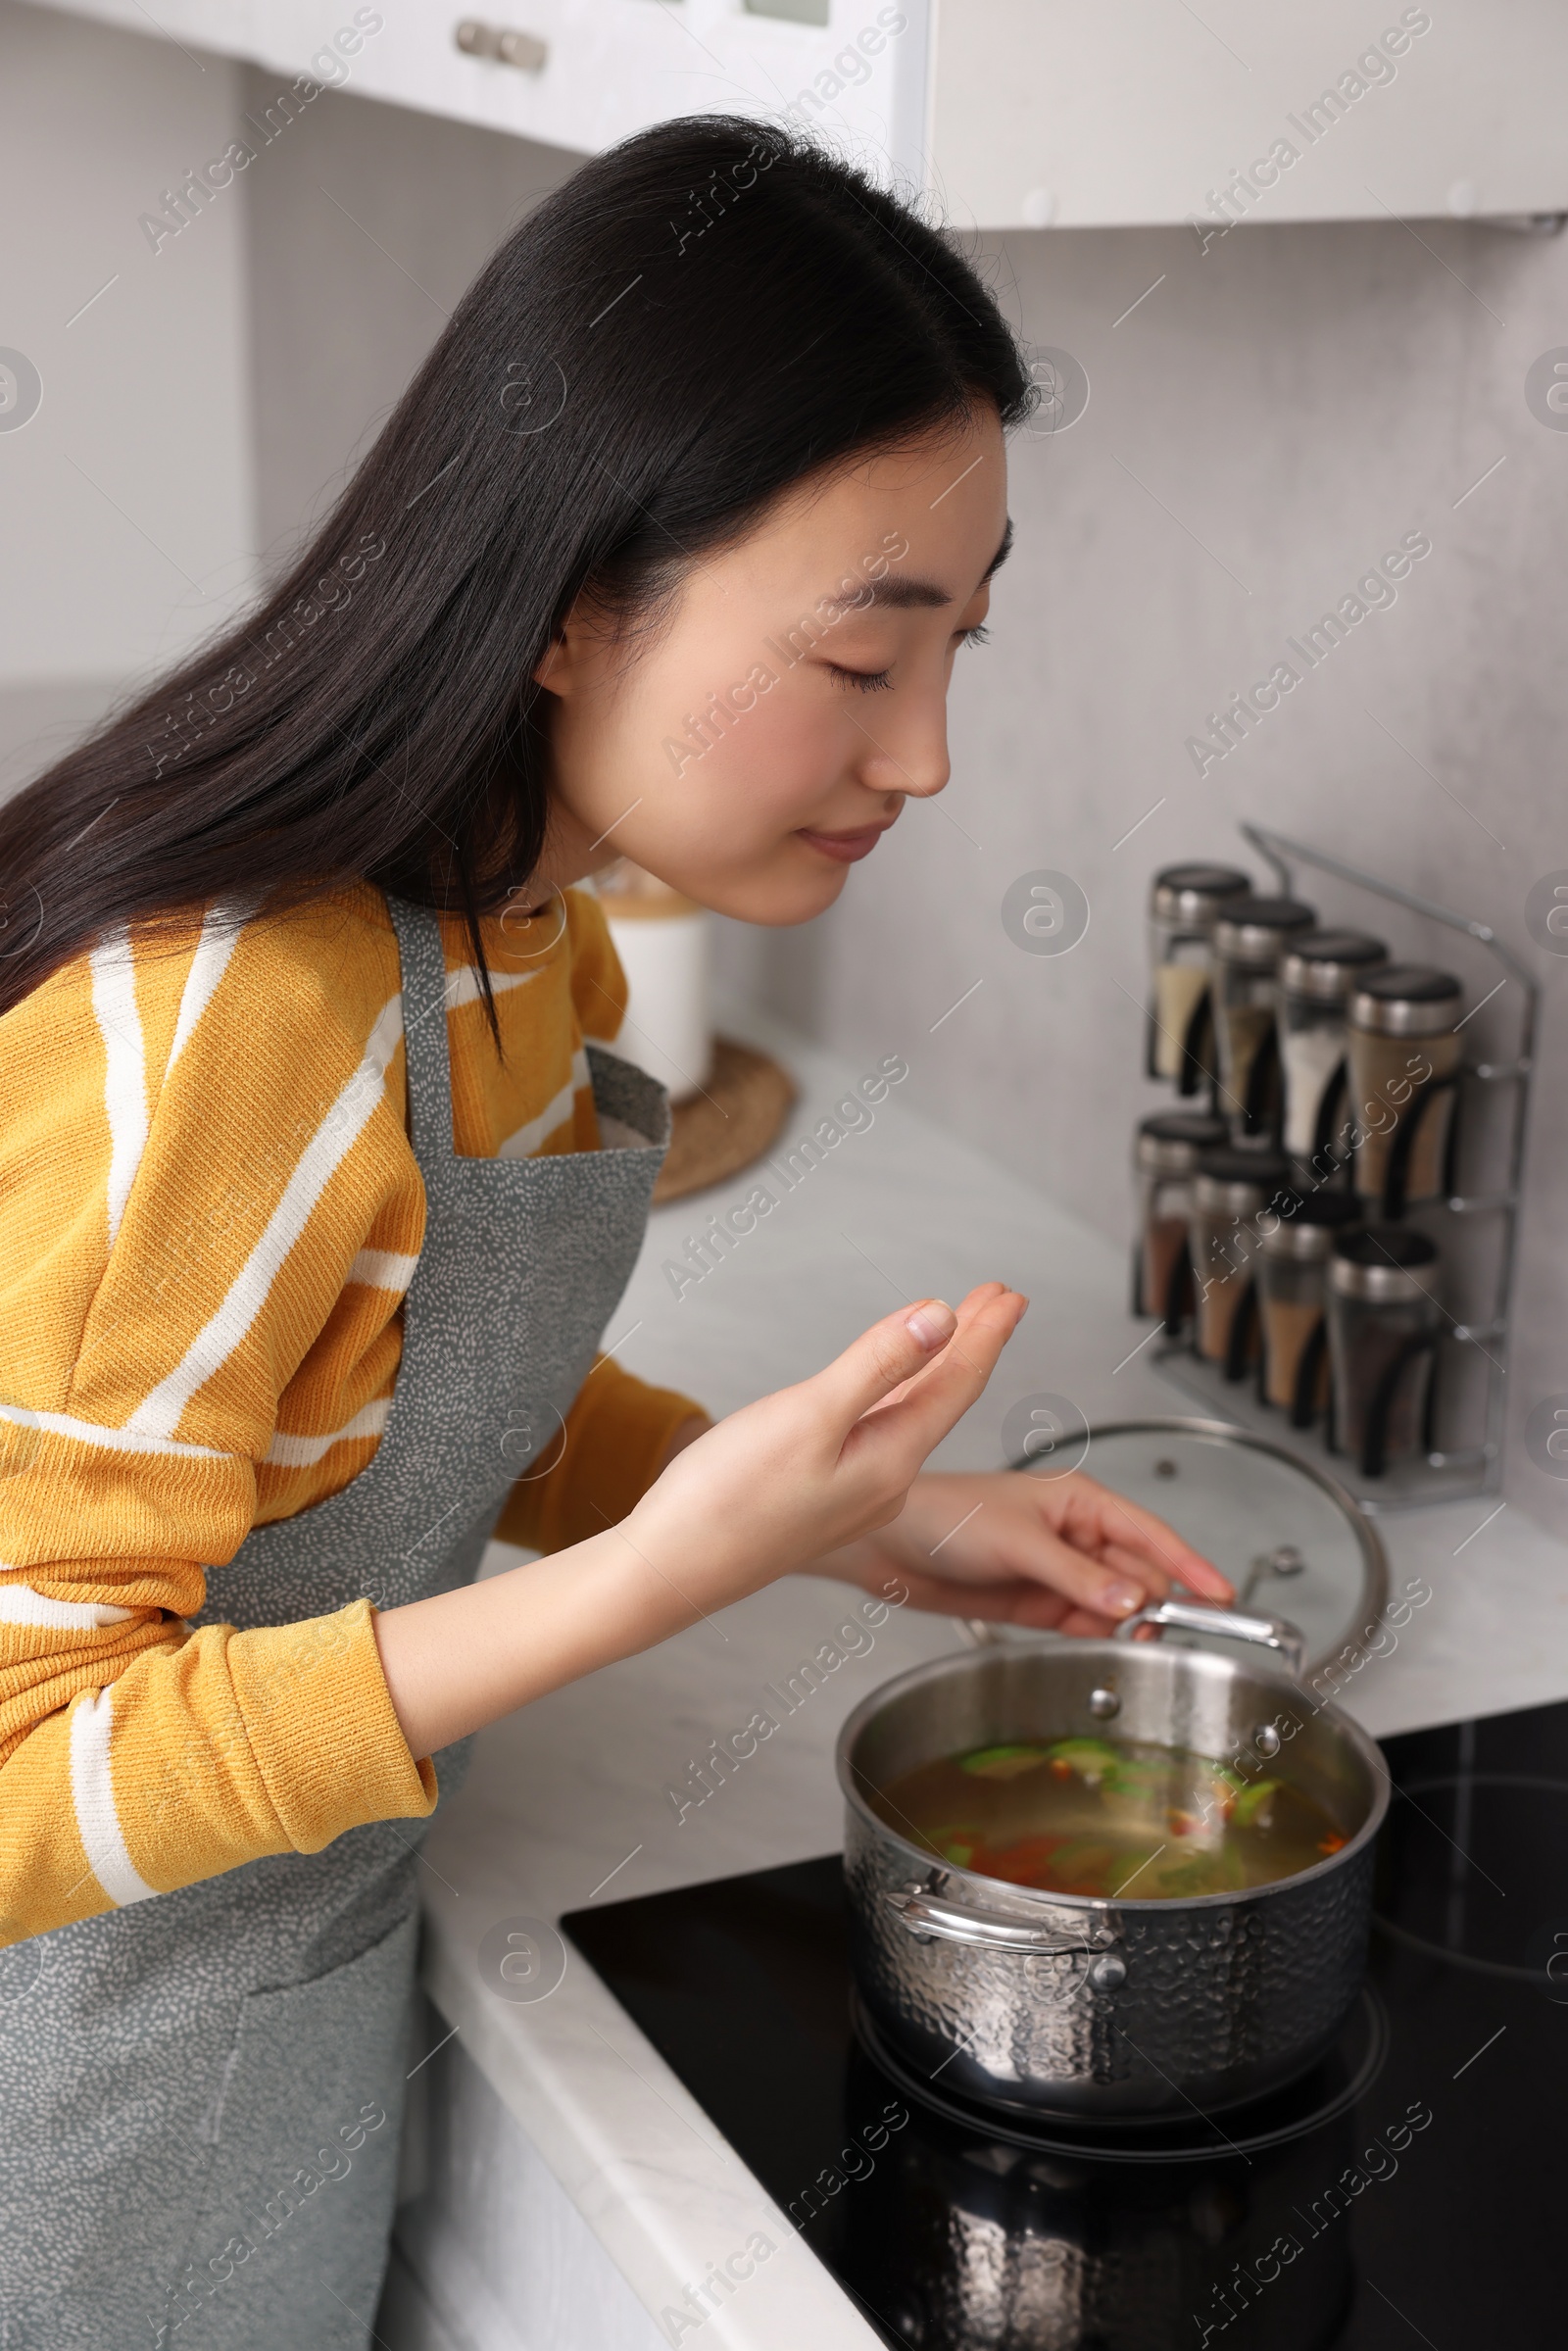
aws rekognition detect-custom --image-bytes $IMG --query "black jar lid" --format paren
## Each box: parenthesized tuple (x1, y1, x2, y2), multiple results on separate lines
(1262, 1189, 1362, 1260)
(1136, 1110, 1229, 1174)
(1281, 930, 1389, 1002)
(1151, 864, 1253, 927)
(1193, 1147, 1293, 1213)
(1291, 1189, 1364, 1225)
(1330, 1224, 1440, 1302)
(1349, 964, 1463, 1038)
(1212, 898, 1319, 965)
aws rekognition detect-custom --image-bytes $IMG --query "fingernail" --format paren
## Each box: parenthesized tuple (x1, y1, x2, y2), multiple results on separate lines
(906, 1300, 956, 1350)
(1104, 1580, 1144, 1614)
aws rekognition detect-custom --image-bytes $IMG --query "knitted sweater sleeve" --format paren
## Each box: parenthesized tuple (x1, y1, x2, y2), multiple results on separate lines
(0, 906, 436, 1951)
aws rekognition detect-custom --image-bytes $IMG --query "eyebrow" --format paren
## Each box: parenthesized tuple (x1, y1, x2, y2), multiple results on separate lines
(817, 516, 1014, 614)
(981, 515, 1015, 582)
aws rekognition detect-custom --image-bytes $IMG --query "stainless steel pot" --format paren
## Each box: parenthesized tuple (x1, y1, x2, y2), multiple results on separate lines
(838, 1598, 1390, 2123)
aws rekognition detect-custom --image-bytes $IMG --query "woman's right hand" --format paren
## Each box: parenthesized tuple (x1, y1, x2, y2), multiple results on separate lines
(620, 1282, 1028, 1607)
(374, 1283, 1026, 1760)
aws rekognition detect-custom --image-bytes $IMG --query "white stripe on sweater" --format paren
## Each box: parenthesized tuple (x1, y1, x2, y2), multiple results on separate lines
(0, 1580, 135, 1630)
(0, 1401, 223, 1459)
(70, 1687, 159, 1907)
(167, 904, 249, 1074)
(347, 1249, 418, 1293)
(265, 1395, 391, 1469)
(126, 995, 405, 1442)
(89, 929, 147, 1247)
(497, 1048, 589, 1160)
(444, 962, 540, 1012)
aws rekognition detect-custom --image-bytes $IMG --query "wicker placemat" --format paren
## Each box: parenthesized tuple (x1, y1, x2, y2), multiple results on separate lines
(653, 1036, 797, 1205)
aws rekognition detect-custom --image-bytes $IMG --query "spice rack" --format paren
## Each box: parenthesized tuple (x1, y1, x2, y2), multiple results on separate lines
(1150, 823, 1536, 1513)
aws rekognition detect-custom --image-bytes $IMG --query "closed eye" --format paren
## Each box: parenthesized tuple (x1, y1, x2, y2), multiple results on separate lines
(957, 622, 991, 648)
(826, 662, 894, 694)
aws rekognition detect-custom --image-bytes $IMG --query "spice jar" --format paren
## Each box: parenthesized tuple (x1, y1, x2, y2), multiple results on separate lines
(1258, 1193, 1362, 1421)
(1346, 966, 1463, 1209)
(1135, 1110, 1228, 1325)
(1147, 864, 1251, 1085)
(1189, 1148, 1292, 1371)
(1278, 930, 1388, 1162)
(1327, 1227, 1441, 1472)
(1210, 899, 1317, 1139)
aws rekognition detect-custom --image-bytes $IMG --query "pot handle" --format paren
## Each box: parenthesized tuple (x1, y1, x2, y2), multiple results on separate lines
(885, 1886, 1117, 1955)
(1112, 1594, 1307, 1679)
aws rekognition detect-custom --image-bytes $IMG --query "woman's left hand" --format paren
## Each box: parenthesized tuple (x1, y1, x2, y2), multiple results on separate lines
(821, 1468, 1233, 1637)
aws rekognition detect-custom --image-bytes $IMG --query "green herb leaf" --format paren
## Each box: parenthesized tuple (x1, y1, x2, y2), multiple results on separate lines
(1232, 1778, 1282, 1827)
(958, 1744, 1052, 1781)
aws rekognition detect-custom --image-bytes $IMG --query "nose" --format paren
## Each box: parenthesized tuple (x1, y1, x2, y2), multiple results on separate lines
(850, 691, 951, 802)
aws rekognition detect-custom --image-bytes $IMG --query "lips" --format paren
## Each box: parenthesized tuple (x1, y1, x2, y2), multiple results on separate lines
(796, 822, 895, 864)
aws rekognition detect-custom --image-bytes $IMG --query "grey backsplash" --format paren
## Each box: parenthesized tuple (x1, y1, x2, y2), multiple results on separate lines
(7, 73, 1561, 1540)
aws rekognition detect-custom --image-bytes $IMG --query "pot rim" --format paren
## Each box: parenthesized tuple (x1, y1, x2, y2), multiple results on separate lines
(836, 1639, 1392, 1916)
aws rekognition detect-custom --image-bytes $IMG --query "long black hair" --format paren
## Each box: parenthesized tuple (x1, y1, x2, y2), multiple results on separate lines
(0, 117, 1032, 1019)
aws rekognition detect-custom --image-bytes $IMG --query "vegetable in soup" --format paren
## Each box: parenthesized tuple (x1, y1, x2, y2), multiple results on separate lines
(869, 1735, 1348, 1900)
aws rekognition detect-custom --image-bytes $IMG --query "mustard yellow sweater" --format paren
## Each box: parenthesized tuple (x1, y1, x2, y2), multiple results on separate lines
(0, 884, 700, 1948)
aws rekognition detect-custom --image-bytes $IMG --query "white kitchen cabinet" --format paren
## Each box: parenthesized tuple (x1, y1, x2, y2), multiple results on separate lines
(926, 0, 1568, 231)
(20, 0, 931, 177)
(20, 0, 1568, 228)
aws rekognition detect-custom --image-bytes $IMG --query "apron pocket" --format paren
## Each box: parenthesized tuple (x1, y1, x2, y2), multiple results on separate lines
(154, 1904, 420, 2351)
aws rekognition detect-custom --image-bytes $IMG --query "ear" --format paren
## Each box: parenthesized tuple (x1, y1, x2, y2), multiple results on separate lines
(531, 596, 604, 696)
(531, 626, 569, 695)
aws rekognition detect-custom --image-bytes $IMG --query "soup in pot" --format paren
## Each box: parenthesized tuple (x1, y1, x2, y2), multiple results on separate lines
(867, 1735, 1348, 1900)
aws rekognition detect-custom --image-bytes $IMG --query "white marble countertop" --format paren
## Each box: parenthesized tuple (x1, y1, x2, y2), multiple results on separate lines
(416, 1015, 1568, 2350)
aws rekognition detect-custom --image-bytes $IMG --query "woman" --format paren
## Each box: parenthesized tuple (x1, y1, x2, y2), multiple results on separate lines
(0, 119, 1229, 2347)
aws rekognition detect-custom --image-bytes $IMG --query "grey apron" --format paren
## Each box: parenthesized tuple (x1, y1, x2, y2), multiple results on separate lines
(0, 896, 668, 2350)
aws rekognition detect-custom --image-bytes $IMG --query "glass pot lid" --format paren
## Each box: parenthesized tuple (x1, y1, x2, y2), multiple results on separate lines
(982, 1418, 1388, 1677)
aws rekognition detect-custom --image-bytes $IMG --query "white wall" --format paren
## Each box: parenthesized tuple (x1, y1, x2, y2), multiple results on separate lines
(0, 2, 258, 704)
(237, 68, 575, 567)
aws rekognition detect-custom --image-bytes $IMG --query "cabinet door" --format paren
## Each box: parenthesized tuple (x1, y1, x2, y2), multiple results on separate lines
(927, 0, 1568, 227)
(23, 0, 930, 177)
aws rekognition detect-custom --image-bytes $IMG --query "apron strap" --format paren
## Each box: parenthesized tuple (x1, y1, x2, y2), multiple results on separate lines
(386, 895, 456, 1168)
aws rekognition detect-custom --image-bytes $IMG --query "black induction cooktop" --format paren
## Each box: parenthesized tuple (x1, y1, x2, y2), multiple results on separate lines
(564, 1696, 1568, 2349)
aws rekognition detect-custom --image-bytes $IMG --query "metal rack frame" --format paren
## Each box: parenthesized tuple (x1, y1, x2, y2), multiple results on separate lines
(1152, 822, 1537, 1513)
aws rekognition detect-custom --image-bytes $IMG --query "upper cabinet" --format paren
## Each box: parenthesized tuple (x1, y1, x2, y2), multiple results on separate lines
(24, 0, 1568, 229)
(19, 1, 930, 175)
(926, 0, 1568, 231)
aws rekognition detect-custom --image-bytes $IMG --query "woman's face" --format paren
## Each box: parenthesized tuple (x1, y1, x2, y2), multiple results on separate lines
(533, 406, 1009, 924)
